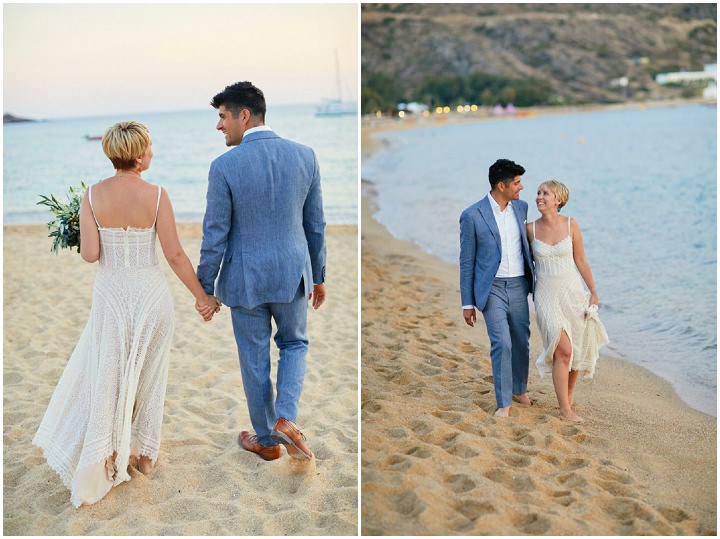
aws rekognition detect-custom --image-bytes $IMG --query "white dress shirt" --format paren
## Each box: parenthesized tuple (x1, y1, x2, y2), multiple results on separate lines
(243, 125, 273, 136)
(463, 193, 524, 310)
(488, 192, 524, 278)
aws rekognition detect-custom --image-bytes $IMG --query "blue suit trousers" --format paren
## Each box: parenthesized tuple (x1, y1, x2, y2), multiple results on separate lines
(482, 277, 531, 408)
(230, 281, 308, 446)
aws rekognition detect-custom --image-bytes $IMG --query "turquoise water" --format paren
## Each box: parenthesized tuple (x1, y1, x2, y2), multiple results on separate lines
(364, 104, 717, 416)
(4, 104, 357, 224)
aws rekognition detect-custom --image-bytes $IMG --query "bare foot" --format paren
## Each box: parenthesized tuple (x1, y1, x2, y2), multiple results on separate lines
(512, 393, 533, 406)
(494, 406, 510, 417)
(560, 409, 584, 422)
(138, 455, 155, 475)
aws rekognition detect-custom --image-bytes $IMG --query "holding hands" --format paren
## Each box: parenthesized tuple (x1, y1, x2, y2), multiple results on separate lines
(195, 294, 222, 321)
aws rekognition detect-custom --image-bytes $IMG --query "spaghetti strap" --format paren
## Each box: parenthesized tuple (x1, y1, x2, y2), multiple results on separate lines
(87, 185, 101, 228)
(532, 220, 536, 242)
(567, 216, 571, 235)
(152, 185, 162, 228)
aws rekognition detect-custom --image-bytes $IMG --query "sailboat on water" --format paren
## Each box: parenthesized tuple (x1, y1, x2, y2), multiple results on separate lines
(316, 50, 357, 117)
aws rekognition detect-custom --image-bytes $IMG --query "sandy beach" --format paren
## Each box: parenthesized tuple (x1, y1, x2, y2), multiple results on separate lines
(4, 223, 358, 535)
(360, 116, 716, 535)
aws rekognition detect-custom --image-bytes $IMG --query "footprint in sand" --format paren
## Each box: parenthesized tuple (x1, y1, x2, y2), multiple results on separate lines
(384, 454, 412, 472)
(555, 471, 588, 489)
(602, 498, 655, 528)
(484, 468, 536, 492)
(362, 400, 381, 414)
(550, 489, 575, 507)
(499, 453, 532, 468)
(560, 457, 590, 471)
(405, 446, 433, 459)
(410, 420, 433, 436)
(594, 466, 636, 497)
(510, 446, 540, 457)
(513, 512, 552, 535)
(417, 365, 442, 376)
(447, 473, 477, 493)
(597, 466, 634, 485)
(446, 443, 479, 458)
(393, 491, 425, 518)
(510, 427, 536, 447)
(455, 499, 496, 522)
(385, 426, 407, 439)
(432, 410, 462, 425)
(658, 506, 690, 523)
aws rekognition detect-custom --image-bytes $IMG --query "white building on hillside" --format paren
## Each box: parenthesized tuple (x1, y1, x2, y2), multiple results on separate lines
(655, 63, 716, 85)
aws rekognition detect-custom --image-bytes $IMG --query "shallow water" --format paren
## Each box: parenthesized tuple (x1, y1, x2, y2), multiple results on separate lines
(4, 104, 357, 225)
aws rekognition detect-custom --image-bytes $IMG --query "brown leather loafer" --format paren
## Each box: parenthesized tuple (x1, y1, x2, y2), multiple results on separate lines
(270, 418, 313, 460)
(238, 431, 282, 461)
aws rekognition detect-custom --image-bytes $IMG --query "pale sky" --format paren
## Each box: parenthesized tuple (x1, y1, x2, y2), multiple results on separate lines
(3, 3, 359, 119)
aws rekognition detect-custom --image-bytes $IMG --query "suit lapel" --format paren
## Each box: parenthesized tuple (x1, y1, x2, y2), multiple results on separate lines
(512, 200, 526, 240)
(478, 196, 501, 248)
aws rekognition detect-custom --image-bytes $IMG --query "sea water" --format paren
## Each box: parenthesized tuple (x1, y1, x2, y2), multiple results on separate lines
(4, 104, 357, 224)
(363, 103, 716, 416)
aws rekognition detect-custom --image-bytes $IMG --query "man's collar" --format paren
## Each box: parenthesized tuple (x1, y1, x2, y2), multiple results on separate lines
(487, 192, 513, 211)
(244, 125, 273, 136)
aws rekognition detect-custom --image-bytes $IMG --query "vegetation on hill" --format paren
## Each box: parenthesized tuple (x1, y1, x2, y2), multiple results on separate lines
(361, 3, 717, 113)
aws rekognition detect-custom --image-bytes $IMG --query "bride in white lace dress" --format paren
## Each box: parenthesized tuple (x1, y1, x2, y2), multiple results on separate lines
(527, 180, 608, 423)
(32, 121, 220, 507)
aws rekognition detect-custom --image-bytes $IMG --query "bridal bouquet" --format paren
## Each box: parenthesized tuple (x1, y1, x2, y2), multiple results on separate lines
(37, 182, 87, 254)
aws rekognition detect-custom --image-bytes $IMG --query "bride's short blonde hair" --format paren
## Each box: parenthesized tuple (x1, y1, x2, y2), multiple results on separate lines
(102, 121, 151, 170)
(538, 179, 570, 211)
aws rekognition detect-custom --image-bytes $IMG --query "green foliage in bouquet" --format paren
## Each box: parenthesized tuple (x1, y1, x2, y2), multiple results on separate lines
(37, 183, 87, 254)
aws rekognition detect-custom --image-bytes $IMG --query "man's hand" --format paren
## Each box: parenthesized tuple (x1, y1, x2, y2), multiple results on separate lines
(309, 283, 326, 310)
(196, 296, 222, 321)
(463, 308, 477, 327)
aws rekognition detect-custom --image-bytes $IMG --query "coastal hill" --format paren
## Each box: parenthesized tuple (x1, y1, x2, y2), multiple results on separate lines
(4, 113, 34, 123)
(361, 3, 717, 110)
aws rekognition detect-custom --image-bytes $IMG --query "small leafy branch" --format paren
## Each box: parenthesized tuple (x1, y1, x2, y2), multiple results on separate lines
(37, 182, 87, 254)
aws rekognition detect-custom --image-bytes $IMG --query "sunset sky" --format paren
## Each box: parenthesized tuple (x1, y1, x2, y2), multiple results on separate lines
(4, 3, 358, 119)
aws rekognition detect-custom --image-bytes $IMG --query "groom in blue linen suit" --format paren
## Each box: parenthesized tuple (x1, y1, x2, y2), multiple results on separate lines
(459, 159, 535, 417)
(197, 82, 326, 461)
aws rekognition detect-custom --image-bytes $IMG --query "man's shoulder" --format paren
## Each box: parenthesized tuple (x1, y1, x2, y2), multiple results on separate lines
(461, 197, 487, 217)
(276, 136, 315, 156)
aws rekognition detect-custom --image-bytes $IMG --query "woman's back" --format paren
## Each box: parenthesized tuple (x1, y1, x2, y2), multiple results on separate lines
(89, 176, 160, 230)
(89, 180, 163, 270)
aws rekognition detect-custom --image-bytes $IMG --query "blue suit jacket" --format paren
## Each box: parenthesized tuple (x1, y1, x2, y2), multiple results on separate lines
(197, 130, 326, 309)
(459, 196, 535, 311)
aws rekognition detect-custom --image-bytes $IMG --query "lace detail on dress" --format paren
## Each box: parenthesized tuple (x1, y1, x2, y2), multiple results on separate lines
(32, 185, 174, 507)
(532, 220, 608, 379)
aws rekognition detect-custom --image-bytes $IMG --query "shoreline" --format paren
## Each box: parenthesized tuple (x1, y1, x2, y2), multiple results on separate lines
(362, 102, 716, 417)
(360, 111, 716, 534)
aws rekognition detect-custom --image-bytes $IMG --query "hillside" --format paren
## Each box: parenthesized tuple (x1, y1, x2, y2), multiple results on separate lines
(361, 3, 717, 110)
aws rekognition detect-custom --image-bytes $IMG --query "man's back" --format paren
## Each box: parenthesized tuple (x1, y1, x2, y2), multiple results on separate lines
(199, 130, 326, 309)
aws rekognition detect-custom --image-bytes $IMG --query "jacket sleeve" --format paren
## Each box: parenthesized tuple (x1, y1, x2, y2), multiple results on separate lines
(197, 160, 232, 295)
(459, 210, 476, 307)
(303, 150, 327, 284)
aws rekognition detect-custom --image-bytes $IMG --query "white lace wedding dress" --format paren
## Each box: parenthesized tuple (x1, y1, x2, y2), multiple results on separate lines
(532, 218, 608, 379)
(33, 184, 174, 507)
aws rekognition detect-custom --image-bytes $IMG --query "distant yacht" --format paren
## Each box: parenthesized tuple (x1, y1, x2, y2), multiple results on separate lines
(316, 50, 357, 117)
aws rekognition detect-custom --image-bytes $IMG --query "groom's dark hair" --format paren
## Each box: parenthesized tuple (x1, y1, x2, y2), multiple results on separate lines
(489, 158, 525, 189)
(211, 81, 266, 122)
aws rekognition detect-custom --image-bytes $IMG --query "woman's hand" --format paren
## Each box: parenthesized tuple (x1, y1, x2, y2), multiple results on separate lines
(195, 295, 221, 321)
(589, 292, 599, 307)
